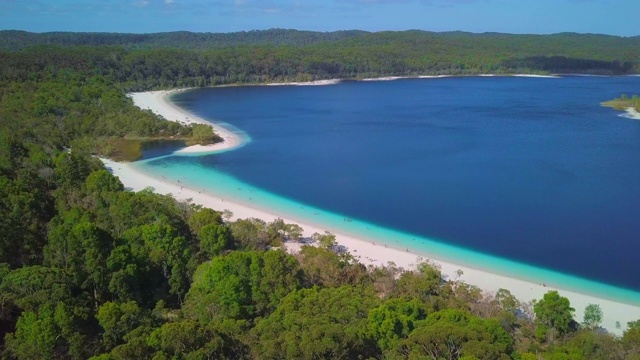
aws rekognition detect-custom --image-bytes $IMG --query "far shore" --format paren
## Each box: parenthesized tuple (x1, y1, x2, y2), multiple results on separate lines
(110, 78, 640, 334)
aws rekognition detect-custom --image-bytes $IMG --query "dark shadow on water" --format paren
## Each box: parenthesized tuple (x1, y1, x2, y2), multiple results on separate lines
(140, 140, 187, 160)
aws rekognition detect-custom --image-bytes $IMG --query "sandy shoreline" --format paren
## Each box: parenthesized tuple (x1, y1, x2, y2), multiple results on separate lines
(623, 107, 640, 120)
(108, 84, 640, 334)
(128, 90, 244, 155)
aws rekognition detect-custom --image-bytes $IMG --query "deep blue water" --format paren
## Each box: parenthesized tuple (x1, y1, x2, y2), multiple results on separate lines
(151, 76, 640, 292)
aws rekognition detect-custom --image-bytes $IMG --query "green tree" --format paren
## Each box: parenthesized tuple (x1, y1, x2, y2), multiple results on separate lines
(534, 291, 576, 343)
(367, 297, 428, 351)
(312, 231, 337, 249)
(0, 265, 72, 312)
(296, 245, 368, 287)
(187, 207, 223, 235)
(395, 261, 443, 304)
(582, 303, 603, 330)
(622, 320, 640, 356)
(394, 309, 513, 360)
(122, 222, 193, 301)
(197, 223, 232, 259)
(85, 169, 124, 193)
(183, 250, 302, 322)
(146, 320, 245, 359)
(250, 286, 380, 359)
(45, 214, 114, 308)
(97, 301, 149, 350)
(5, 302, 90, 360)
(229, 218, 269, 250)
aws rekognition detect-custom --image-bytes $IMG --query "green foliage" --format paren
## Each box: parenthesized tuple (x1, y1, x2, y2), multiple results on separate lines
(184, 250, 302, 322)
(495, 288, 519, 312)
(85, 169, 124, 193)
(395, 261, 443, 303)
(394, 309, 513, 359)
(229, 218, 269, 250)
(545, 329, 626, 360)
(367, 297, 428, 351)
(266, 218, 304, 243)
(602, 94, 640, 112)
(582, 303, 603, 330)
(188, 123, 222, 145)
(534, 291, 576, 343)
(121, 222, 193, 300)
(312, 230, 337, 249)
(0, 265, 72, 312)
(187, 208, 223, 235)
(622, 320, 640, 356)
(197, 223, 232, 259)
(249, 286, 379, 359)
(97, 301, 149, 350)
(45, 215, 114, 307)
(5, 302, 90, 360)
(296, 245, 369, 287)
(147, 320, 226, 359)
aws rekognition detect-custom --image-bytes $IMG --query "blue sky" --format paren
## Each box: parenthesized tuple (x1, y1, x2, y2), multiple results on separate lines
(1, 0, 639, 36)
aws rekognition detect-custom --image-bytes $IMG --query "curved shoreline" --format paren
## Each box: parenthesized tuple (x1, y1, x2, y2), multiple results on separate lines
(128, 90, 246, 155)
(107, 78, 640, 334)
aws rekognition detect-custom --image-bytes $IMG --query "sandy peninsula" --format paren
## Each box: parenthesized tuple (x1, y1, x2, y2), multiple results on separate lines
(128, 90, 243, 155)
(107, 86, 640, 335)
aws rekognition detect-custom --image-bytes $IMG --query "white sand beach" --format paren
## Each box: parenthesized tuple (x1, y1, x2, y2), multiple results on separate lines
(265, 79, 342, 86)
(623, 107, 640, 120)
(106, 87, 640, 334)
(513, 74, 561, 78)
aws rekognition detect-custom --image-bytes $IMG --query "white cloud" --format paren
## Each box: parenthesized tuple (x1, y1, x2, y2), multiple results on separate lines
(165, 0, 175, 4)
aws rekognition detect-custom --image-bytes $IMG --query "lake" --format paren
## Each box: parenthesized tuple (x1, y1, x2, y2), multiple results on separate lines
(140, 76, 640, 295)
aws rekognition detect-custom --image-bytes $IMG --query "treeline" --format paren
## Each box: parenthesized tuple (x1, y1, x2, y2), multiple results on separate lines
(1, 30, 639, 91)
(1, 29, 640, 60)
(0, 51, 221, 160)
(2, 134, 640, 359)
(0, 29, 370, 51)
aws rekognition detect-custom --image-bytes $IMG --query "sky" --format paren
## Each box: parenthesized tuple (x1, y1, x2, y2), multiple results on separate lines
(1, 0, 639, 36)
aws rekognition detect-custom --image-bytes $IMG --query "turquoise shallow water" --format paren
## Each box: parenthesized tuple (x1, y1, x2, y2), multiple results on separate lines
(133, 156, 640, 306)
(135, 76, 640, 305)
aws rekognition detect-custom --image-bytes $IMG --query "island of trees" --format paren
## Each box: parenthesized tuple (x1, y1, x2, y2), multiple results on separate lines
(602, 94, 640, 112)
(1, 29, 640, 359)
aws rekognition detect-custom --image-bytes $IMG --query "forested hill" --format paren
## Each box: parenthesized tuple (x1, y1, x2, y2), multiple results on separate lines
(1, 30, 639, 96)
(1, 30, 639, 70)
(1, 29, 639, 53)
(0, 29, 370, 50)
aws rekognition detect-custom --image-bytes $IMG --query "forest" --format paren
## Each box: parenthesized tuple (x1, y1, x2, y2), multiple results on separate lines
(1, 29, 640, 359)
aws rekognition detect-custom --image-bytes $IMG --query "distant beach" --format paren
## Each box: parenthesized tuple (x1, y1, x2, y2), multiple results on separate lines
(108, 78, 640, 334)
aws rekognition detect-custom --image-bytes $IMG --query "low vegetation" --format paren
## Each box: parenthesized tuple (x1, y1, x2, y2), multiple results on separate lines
(602, 94, 640, 112)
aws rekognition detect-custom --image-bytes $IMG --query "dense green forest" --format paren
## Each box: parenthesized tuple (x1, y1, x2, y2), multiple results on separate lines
(2, 29, 640, 359)
(1, 30, 639, 92)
